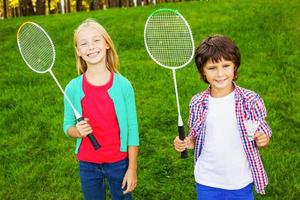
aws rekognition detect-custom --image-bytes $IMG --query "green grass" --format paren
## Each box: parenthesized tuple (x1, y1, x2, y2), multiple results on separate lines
(1, 0, 300, 199)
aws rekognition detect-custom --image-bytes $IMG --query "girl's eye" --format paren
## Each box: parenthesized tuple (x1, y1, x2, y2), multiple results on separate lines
(80, 43, 87, 46)
(224, 65, 230, 68)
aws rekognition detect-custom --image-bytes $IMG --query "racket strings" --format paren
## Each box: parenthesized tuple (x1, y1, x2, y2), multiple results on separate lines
(18, 23, 55, 73)
(145, 13, 194, 67)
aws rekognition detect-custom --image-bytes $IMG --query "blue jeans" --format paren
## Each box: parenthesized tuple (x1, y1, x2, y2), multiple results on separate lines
(196, 183, 254, 200)
(79, 159, 132, 200)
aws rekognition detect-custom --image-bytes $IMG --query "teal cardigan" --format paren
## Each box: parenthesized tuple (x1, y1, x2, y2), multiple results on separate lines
(63, 73, 139, 154)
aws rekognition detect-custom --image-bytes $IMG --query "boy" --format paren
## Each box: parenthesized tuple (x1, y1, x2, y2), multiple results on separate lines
(174, 35, 271, 199)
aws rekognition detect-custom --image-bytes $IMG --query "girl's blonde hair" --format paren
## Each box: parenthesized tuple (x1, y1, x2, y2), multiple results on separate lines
(74, 19, 119, 74)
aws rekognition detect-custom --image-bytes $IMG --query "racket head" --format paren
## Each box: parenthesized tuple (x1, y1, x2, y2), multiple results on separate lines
(17, 22, 56, 74)
(144, 8, 195, 70)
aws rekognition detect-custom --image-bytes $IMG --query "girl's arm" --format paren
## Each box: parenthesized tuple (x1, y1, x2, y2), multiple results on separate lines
(122, 146, 138, 194)
(122, 80, 139, 194)
(67, 118, 92, 138)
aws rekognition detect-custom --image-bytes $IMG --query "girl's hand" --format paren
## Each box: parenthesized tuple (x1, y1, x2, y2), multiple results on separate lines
(76, 118, 92, 137)
(173, 136, 195, 152)
(254, 131, 270, 148)
(122, 168, 137, 194)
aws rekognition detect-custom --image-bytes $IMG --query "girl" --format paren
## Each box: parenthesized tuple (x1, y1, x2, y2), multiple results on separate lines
(174, 35, 271, 200)
(63, 19, 139, 200)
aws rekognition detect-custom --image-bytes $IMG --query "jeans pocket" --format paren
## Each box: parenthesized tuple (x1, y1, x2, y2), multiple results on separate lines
(105, 159, 128, 183)
(79, 161, 99, 176)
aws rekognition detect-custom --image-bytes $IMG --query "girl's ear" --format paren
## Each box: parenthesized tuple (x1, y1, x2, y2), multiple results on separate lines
(75, 47, 81, 56)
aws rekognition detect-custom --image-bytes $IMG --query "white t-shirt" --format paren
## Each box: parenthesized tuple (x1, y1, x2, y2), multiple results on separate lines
(194, 91, 253, 189)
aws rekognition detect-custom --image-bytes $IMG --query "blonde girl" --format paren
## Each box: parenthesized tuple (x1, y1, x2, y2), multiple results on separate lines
(63, 19, 139, 200)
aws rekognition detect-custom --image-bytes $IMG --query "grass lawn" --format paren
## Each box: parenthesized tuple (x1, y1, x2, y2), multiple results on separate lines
(0, 0, 300, 199)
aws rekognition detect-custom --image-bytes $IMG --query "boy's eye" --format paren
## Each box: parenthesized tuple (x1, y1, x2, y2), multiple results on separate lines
(224, 65, 230, 68)
(80, 43, 87, 46)
(208, 67, 216, 70)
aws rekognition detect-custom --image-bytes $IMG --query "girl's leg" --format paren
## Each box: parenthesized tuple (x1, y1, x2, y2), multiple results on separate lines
(103, 159, 132, 200)
(196, 183, 222, 200)
(79, 161, 106, 200)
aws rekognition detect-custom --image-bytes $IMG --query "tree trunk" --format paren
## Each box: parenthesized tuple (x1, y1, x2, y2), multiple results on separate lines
(36, 0, 46, 15)
(67, 0, 71, 12)
(108, 0, 116, 8)
(3, 0, 8, 18)
(20, 0, 35, 16)
(47, 0, 51, 14)
(76, 0, 83, 11)
(90, 0, 100, 10)
(103, 0, 108, 9)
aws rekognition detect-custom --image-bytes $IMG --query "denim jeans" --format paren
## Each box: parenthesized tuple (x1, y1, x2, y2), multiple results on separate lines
(79, 159, 132, 200)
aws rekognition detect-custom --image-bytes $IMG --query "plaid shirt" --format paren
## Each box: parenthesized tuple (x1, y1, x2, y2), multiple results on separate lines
(188, 84, 272, 194)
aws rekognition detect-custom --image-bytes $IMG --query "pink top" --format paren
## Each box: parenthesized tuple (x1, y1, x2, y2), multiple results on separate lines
(77, 72, 127, 163)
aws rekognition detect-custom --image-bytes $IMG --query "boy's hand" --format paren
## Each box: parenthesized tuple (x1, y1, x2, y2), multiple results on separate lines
(174, 136, 195, 152)
(76, 118, 92, 137)
(254, 131, 270, 148)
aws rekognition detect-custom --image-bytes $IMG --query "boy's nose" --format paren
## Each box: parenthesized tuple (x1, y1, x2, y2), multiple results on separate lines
(217, 68, 225, 76)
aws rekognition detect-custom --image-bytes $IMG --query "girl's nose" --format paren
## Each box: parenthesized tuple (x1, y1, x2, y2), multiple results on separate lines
(88, 43, 96, 50)
(89, 45, 94, 50)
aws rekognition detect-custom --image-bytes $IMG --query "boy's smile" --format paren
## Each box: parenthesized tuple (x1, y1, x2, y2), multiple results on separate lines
(203, 58, 235, 97)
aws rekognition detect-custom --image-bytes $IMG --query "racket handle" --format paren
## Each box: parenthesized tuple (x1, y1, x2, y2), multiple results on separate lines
(178, 125, 188, 159)
(87, 134, 101, 150)
(77, 117, 101, 150)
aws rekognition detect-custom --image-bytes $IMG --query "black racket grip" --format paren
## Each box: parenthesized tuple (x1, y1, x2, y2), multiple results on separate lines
(77, 117, 101, 150)
(178, 125, 188, 159)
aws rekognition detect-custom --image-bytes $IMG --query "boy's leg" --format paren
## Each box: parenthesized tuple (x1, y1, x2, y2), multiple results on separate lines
(79, 161, 106, 200)
(196, 183, 223, 200)
(104, 159, 132, 200)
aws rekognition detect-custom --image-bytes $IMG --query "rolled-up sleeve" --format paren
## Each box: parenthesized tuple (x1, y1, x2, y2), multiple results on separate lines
(126, 83, 139, 146)
(63, 83, 76, 136)
(188, 98, 202, 138)
(250, 95, 272, 137)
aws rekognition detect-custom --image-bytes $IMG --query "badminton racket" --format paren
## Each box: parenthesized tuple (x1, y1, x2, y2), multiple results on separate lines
(17, 22, 100, 150)
(144, 9, 195, 158)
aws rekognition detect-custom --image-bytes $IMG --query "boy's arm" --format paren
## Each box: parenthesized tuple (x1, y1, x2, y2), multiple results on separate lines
(254, 131, 270, 148)
(251, 95, 272, 137)
(186, 136, 196, 149)
(251, 95, 272, 148)
(174, 136, 195, 151)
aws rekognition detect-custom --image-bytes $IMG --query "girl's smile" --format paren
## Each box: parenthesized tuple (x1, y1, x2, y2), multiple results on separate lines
(76, 26, 109, 67)
(87, 51, 100, 58)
